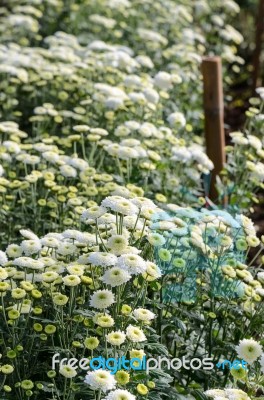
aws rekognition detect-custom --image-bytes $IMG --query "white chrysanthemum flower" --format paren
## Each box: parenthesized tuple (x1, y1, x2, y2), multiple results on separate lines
(88, 252, 118, 267)
(45, 232, 64, 241)
(120, 137, 141, 147)
(5, 244, 23, 258)
(0, 251, 8, 266)
(81, 206, 107, 221)
(13, 301, 31, 314)
(59, 164, 77, 178)
(95, 314, 115, 328)
(77, 255, 90, 265)
(129, 349, 146, 360)
(133, 308, 155, 321)
(138, 122, 156, 137)
(230, 132, 248, 145)
(19, 229, 39, 241)
(90, 289, 115, 309)
(24, 155, 41, 165)
(59, 365, 77, 378)
(246, 235, 260, 247)
(137, 27, 167, 44)
(130, 196, 156, 209)
(142, 261, 162, 281)
(135, 55, 154, 68)
(237, 215, 256, 236)
(98, 213, 116, 225)
(143, 88, 159, 104)
(124, 75, 141, 88)
(57, 242, 77, 256)
(90, 128, 109, 136)
(111, 186, 131, 198)
(73, 124, 90, 133)
(40, 237, 59, 248)
(102, 389, 136, 400)
(4, 266, 16, 278)
(101, 196, 139, 216)
(240, 270, 254, 283)
(38, 257, 57, 267)
(42, 151, 60, 163)
(190, 232, 204, 248)
(219, 235, 233, 248)
(151, 220, 176, 231)
(21, 240, 42, 255)
(117, 146, 139, 160)
(106, 330, 126, 346)
(147, 233, 166, 247)
(225, 388, 250, 400)
(105, 97, 124, 110)
(126, 325, 146, 342)
(70, 157, 89, 171)
(255, 287, 264, 297)
(236, 338, 263, 364)
(154, 71, 172, 90)
(247, 135, 262, 150)
(62, 275, 81, 287)
(0, 267, 8, 280)
(101, 267, 131, 287)
(33, 142, 55, 152)
(12, 270, 26, 280)
(123, 216, 144, 230)
(105, 143, 120, 157)
(117, 254, 146, 275)
(24, 173, 39, 183)
(257, 271, 264, 284)
(114, 125, 131, 137)
(47, 265, 65, 275)
(11, 288, 27, 300)
(67, 265, 85, 276)
(167, 112, 186, 128)
(13, 257, 44, 270)
(62, 230, 80, 240)
(140, 206, 157, 220)
(109, 228, 130, 240)
(118, 246, 142, 255)
(42, 271, 59, 283)
(124, 120, 141, 131)
(107, 235, 129, 255)
(204, 389, 226, 398)
(76, 232, 97, 246)
(84, 370, 116, 393)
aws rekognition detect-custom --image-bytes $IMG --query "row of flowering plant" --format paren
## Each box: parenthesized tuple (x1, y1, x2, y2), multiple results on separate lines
(0, 0, 254, 212)
(148, 206, 264, 394)
(0, 194, 179, 399)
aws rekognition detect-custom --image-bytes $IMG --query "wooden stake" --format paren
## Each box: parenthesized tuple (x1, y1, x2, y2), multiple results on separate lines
(202, 56, 225, 202)
(252, 0, 264, 90)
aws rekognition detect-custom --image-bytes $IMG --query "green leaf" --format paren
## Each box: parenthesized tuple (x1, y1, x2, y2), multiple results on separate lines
(132, 373, 147, 380)
(191, 389, 208, 400)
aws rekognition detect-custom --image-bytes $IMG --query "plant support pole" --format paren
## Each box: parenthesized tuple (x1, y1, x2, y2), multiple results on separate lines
(202, 56, 225, 202)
